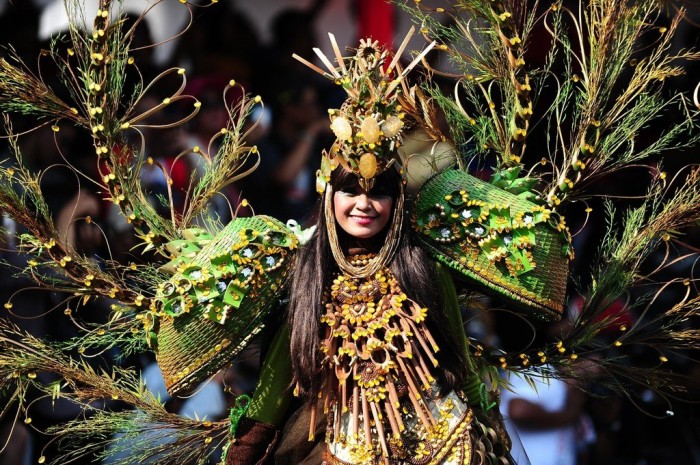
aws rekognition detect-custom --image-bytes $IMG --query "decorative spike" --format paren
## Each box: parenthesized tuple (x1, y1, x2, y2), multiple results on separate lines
(292, 53, 329, 77)
(400, 41, 436, 78)
(386, 25, 416, 75)
(328, 33, 347, 74)
(313, 48, 341, 78)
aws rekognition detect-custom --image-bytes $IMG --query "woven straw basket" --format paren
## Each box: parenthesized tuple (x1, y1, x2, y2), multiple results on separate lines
(414, 169, 569, 321)
(154, 216, 295, 395)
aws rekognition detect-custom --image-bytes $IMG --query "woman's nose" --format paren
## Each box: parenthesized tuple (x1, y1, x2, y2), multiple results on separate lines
(355, 194, 372, 210)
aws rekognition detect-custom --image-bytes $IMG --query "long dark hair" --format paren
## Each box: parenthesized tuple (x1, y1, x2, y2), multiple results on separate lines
(287, 168, 467, 402)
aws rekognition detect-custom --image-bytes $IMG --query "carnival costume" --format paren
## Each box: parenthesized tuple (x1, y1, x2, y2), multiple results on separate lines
(0, 1, 699, 465)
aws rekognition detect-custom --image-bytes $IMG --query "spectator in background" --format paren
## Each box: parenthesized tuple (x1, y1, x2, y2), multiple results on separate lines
(240, 81, 332, 223)
(500, 371, 592, 465)
(255, 0, 330, 98)
(496, 312, 597, 465)
(173, 5, 261, 87)
(0, 2, 39, 64)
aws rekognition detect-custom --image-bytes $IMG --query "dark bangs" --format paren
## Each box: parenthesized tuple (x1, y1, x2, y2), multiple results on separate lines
(330, 166, 402, 199)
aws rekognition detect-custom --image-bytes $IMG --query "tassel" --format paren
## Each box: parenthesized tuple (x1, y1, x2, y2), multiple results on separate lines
(386, 377, 400, 409)
(407, 385, 432, 430)
(416, 342, 436, 384)
(370, 401, 390, 459)
(341, 378, 347, 414)
(309, 402, 317, 441)
(324, 378, 332, 414)
(408, 319, 438, 366)
(334, 393, 341, 442)
(353, 365, 360, 439)
(410, 352, 432, 390)
(361, 387, 373, 449)
(384, 399, 401, 438)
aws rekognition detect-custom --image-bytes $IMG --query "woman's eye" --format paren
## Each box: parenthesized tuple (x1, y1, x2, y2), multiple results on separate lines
(338, 185, 362, 195)
(337, 187, 390, 198)
(369, 189, 391, 198)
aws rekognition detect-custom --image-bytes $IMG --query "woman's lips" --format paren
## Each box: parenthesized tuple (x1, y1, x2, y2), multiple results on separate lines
(350, 215, 376, 225)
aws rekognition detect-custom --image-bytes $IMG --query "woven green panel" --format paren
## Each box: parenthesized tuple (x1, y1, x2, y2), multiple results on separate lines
(153, 215, 297, 395)
(413, 170, 569, 321)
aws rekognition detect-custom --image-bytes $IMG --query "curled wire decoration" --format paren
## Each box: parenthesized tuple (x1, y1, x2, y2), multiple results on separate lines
(0, 2, 271, 460)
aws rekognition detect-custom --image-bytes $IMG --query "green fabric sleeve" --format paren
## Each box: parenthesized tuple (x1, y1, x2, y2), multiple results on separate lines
(245, 324, 293, 426)
(436, 263, 483, 407)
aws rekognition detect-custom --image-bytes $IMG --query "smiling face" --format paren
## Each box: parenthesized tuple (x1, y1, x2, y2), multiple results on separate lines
(333, 184, 393, 240)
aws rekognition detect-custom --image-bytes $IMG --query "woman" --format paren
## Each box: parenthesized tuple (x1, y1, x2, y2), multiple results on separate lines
(226, 166, 515, 464)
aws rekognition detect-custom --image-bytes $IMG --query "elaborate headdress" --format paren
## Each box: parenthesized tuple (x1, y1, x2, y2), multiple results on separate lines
(294, 29, 436, 192)
(294, 30, 439, 277)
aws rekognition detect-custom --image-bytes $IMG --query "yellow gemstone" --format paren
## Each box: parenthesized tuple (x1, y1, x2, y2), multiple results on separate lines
(358, 153, 378, 180)
(361, 116, 381, 144)
(331, 116, 352, 141)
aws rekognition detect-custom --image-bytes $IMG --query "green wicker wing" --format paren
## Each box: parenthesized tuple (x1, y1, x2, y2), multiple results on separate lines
(150, 215, 298, 396)
(413, 169, 570, 322)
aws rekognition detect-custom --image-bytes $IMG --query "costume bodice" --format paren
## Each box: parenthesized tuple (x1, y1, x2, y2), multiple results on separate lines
(315, 260, 476, 464)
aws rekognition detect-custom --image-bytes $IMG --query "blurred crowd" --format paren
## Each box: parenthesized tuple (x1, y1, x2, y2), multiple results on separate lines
(0, 1, 699, 465)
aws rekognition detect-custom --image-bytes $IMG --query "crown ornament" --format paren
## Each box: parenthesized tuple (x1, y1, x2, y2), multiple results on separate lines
(294, 28, 436, 192)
